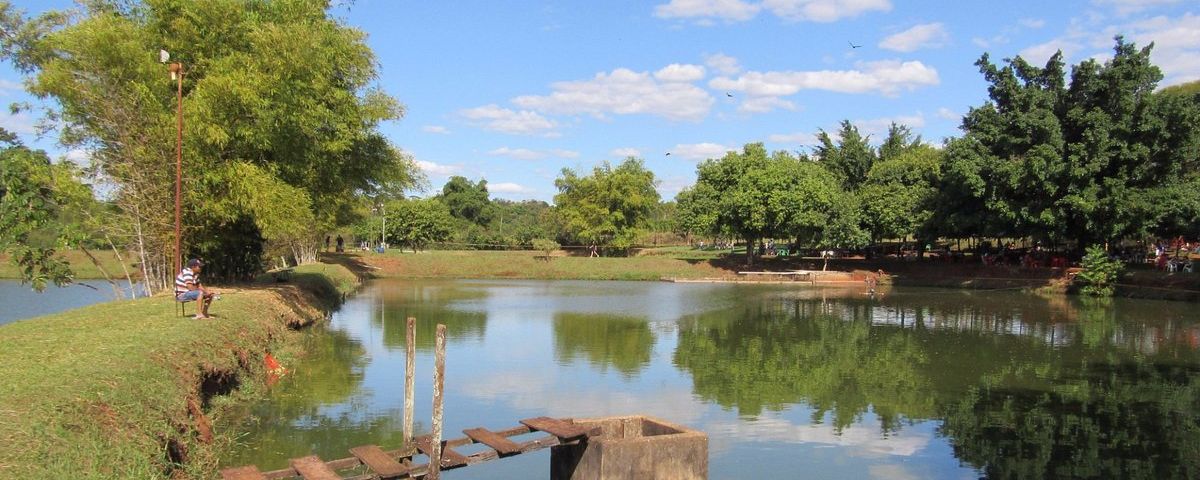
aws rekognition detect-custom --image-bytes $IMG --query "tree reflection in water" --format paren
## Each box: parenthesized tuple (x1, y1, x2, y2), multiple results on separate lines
(220, 329, 413, 470)
(552, 312, 655, 377)
(672, 289, 1200, 478)
(373, 282, 488, 351)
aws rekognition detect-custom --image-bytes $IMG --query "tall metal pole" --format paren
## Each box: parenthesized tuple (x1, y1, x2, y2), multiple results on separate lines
(172, 62, 183, 276)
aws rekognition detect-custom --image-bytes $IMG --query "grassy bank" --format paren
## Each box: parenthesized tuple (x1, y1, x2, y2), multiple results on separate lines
(356, 249, 1200, 301)
(0, 261, 358, 479)
(358, 249, 735, 281)
(0, 249, 138, 280)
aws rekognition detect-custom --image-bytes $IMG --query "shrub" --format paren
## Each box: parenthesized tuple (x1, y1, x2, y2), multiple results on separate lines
(531, 238, 560, 258)
(1076, 245, 1123, 297)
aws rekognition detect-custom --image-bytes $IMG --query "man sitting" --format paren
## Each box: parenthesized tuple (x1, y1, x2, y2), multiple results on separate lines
(175, 258, 216, 319)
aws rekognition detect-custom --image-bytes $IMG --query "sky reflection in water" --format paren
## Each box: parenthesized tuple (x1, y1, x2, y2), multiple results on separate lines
(222, 280, 1200, 480)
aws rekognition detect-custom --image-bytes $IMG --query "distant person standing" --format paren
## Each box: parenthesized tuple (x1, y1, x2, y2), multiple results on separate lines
(325, 235, 331, 252)
(336, 235, 345, 252)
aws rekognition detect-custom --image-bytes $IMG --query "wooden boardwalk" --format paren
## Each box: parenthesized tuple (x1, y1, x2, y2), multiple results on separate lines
(221, 416, 599, 480)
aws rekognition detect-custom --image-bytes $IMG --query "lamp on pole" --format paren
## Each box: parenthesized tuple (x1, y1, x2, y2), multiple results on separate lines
(161, 49, 183, 277)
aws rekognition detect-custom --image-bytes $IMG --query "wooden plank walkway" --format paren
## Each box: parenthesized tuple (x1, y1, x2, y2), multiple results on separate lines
(220, 417, 600, 480)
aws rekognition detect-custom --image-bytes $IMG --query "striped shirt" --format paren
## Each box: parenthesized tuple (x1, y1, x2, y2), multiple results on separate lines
(175, 268, 199, 294)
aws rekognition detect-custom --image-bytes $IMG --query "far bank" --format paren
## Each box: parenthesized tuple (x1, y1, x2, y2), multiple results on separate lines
(350, 249, 1200, 302)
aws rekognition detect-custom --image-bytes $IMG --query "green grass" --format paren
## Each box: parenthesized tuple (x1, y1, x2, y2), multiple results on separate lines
(0, 249, 139, 280)
(0, 262, 358, 479)
(363, 249, 739, 281)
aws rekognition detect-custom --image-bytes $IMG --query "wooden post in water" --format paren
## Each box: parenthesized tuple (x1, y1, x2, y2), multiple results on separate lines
(403, 317, 416, 443)
(429, 323, 447, 479)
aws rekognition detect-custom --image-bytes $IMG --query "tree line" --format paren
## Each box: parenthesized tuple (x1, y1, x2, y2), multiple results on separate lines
(1, 0, 1196, 294)
(366, 38, 1198, 265)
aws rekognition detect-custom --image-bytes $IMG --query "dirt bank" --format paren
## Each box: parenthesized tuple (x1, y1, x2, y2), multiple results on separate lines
(0, 261, 359, 479)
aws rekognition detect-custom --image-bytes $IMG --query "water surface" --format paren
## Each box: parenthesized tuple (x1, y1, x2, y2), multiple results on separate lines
(0, 279, 141, 326)
(223, 279, 1200, 479)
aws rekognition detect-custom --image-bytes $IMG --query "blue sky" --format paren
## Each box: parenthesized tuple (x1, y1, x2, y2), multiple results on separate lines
(2, 0, 1198, 202)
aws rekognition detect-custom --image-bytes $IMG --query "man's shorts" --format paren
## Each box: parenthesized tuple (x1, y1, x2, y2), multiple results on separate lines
(176, 290, 202, 302)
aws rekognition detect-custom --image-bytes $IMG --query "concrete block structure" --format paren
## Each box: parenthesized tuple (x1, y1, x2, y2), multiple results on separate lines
(551, 416, 708, 480)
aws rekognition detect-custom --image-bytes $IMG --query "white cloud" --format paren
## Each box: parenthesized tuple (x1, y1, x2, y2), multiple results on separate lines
(416, 160, 462, 176)
(0, 110, 36, 135)
(935, 107, 959, 121)
(654, 0, 890, 23)
(1093, 0, 1180, 16)
(710, 60, 939, 98)
(1012, 13, 1199, 85)
(671, 142, 733, 160)
(513, 67, 715, 122)
(879, 23, 950, 52)
(1018, 38, 1081, 61)
(972, 34, 1009, 49)
(486, 147, 579, 160)
(1123, 13, 1200, 85)
(610, 147, 642, 157)
(761, 0, 892, 22)
(767, 131, 817, 144)
(654, 63, 707, 83)
(856, 113, 926, 137)
(487, 147, 545, 160)
(489, 182, 531, 194)
(421, 125, 450, 134)
(459, 104, 559, 136)
(63, 148, 91, 167)
(0, 79, 23, 95)
(1019, 18, 1046, 29)
(704, 53, 742, 75)
(739, 96, 797, 113)
(654, 0, 760, 22)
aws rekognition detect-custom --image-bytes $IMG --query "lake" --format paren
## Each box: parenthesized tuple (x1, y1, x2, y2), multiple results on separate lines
(0, 279, 142, 326)
(222, 279, 1200, 479)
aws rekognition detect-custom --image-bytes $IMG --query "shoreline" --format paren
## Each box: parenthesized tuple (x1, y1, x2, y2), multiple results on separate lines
(347, 250, 1200, 303)
(0, 261, 360, 479)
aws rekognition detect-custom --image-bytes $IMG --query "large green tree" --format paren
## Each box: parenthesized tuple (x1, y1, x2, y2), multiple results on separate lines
(858, 145, 942, 244)
(553, 157, 659, 253)
(438, 176, 492, 225)
(815, 120, 875, 190)
(937, 37, 1200, 248)
(678, 143, 864, 264)
(0, 0, 418, 285)
(383, 198, 454, 252)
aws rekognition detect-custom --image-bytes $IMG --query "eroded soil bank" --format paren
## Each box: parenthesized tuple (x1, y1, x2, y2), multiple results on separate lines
(0, 261, 360, 479)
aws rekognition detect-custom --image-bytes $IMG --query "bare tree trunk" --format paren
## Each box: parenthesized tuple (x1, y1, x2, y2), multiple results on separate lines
(78, 246, 123, 299)
(132, 207, 154, 297)
(105, 234, 136, 299)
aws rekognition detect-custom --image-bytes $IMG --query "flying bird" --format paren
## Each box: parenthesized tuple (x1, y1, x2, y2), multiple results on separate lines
(665, 152, 672, 156)
(849, 41, 862, 49)
(726, 92, 734, 98)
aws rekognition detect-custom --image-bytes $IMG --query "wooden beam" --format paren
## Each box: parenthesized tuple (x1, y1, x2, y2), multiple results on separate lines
(349, 445, 408, 478)
(416, 436, 469, 468)
(463, 427, 522, 456)
(520, 417, 589, 440)
(289, 455, 341, 480)
(220, 465, 268, 480)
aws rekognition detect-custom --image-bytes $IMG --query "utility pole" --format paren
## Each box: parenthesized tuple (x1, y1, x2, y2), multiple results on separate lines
(162, 50, 183, 278)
